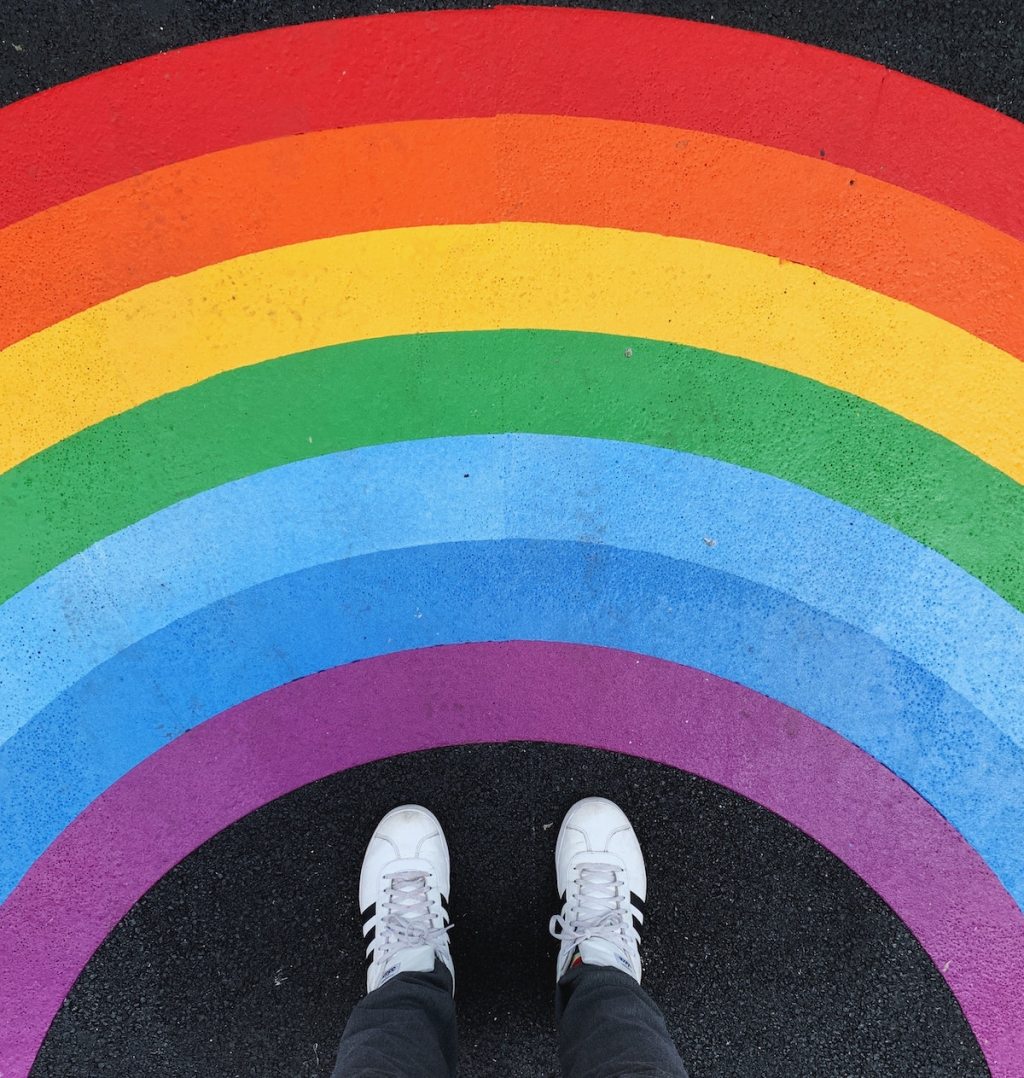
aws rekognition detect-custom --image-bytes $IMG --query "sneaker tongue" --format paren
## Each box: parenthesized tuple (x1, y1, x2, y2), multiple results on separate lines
(378, 943, 436, 985)
(578, 937, 633, 975)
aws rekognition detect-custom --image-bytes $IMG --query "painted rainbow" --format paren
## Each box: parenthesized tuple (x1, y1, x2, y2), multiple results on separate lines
(1, 8, 1022, 1074)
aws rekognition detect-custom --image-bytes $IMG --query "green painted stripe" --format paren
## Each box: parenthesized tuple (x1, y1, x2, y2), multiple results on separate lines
(1, 330, 1020, 609)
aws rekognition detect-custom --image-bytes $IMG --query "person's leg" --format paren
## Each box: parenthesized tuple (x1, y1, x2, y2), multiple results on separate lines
(331, 959, 456, 1078)
(550, 797, 688, 1078)
(331, 805, 457, 1078)
(555, 963, 687, 1078)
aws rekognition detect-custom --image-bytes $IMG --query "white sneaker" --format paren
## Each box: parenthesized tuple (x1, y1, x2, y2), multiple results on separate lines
(358, 804, 453, 993)
(549, 797, 647, 983)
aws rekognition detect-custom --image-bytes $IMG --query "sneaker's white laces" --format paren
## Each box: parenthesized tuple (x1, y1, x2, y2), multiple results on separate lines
(548, 862, 636, 952)
(375, 870, 449, 964)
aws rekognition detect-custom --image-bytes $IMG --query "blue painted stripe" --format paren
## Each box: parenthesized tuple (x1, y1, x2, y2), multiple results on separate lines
(2, 436, 1021, 746)
(1, 540, 1022, 909)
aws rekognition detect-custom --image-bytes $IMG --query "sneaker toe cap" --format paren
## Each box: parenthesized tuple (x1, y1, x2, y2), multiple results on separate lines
(557, 797, 646, 896)
(359, 805, 450, 910)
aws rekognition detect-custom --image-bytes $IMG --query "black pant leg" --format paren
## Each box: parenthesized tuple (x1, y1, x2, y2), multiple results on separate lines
(331, 959, 457, 1078)
(555, 964, 688, 1078)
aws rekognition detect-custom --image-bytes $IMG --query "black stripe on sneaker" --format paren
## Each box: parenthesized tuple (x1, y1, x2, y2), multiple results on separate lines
(630, 893, 646, 916)
(633, 915, 644, 936)
(363, 923, 376, 944)
(361, 904, 376, 938)
(440, 894, 451, 920)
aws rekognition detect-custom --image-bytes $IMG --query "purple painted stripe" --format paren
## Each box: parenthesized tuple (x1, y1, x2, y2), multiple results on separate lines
(1, 642, 1021, 1076)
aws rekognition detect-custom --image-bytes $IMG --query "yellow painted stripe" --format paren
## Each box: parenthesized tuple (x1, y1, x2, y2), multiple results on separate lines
(2, 222, 1021, 479)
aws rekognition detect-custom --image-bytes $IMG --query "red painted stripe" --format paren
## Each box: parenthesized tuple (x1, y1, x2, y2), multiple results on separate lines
(1, 7, 1021, 237)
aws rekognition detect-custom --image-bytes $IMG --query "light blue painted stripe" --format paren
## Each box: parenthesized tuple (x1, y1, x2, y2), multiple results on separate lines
(1, 540, 1021, 909)
(2, 436, 1021, 746)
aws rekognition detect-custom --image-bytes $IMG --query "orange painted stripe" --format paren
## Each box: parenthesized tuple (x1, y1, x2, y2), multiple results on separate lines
(3, 114, 1021, 358)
